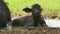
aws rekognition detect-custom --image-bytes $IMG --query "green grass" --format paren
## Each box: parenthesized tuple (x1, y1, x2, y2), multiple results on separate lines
(4, 0, 60, 15)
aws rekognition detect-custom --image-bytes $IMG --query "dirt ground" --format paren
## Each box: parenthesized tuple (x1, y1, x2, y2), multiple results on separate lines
(0, 26, 60, 34)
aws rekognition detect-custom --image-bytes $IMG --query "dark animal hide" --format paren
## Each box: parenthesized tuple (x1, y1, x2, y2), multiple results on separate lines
(0, 0, 11, 28)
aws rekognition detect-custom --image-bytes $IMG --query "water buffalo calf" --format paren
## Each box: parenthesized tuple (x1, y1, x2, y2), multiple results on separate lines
(23, 4, 46, 27)
(12, 4, 46, 27)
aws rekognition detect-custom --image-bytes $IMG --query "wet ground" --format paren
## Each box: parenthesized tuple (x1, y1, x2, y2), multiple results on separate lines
(0, 26, 60, 34)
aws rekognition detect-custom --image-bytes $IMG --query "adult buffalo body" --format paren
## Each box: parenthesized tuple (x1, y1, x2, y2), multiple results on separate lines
(0, 0, 11, 28)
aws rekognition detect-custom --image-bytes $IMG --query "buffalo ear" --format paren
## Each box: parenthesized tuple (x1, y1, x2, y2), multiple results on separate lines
(23, 8, 32, 13)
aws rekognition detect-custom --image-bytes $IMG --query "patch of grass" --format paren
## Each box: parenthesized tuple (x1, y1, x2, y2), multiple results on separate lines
(4, 0, 60, 15)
